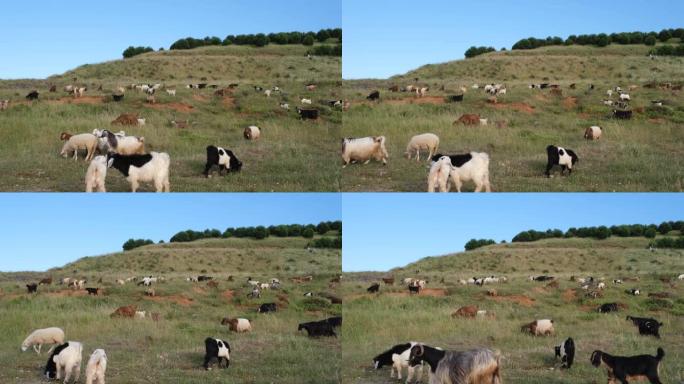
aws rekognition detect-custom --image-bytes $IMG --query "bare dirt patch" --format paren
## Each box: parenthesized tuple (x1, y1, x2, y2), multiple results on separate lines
(489, 102, 535, 114)
(384, 96, 445, 106)
(562, 97, 578, 109)
(144, 102, 195, 113)
(192, 286, 206, 294)
(144, 294, 194, 306)
(222, 96, 235, 108)
(192, 94, 208, 102)
(489, 294, 535, 307)
(562, 289, 578, 302)
(222, 289, 235, 302)
(49, 96, 105, 105)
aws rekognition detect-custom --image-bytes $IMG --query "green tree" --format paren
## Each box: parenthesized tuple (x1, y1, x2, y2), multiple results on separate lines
(644, 35, 657, 46)
(303, 228, 315, 239)
(644, 228, 657, 239)
(302, 35, 315, 46)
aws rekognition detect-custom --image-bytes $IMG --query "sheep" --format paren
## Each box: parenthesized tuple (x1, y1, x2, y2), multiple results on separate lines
(301, 98, 312, 105)
(373, 342, 425, 383)
(584, 126, 602, 140)
(619, 93, 631, 101)
(431, 152, 492, 192)
(221, 317, 252, 332)
(678, 273, 684, 280)
(545, 145, 578, 177)
(60, 133, 98, 161)
(590, 347, 664, 384)
(85, 155, 108, 192)
(341, 136, 388, 167)
(555, 337, 575, 368)
(243, 126, 261, 140)
(408, 344, 502, 384)
(203, 338, 231, 370)
(107, 152, 170, 192)
(22, 327, 65, 354)
(427, 156, 452, 192)
(98, 130, 145, 155)
(405, 133, 439, 161)
(44, 341, 83, 383)
(264, 89, 272, 97)
(84, 349, 107, 384)
(521, 319, 554, 336)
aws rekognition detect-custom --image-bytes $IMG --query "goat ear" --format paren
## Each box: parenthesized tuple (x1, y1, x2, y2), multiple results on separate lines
(107, 158, 114, 168)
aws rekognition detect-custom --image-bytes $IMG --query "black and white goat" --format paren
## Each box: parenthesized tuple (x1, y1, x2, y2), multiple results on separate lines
(626, 316, 663, 338)
(203, 338, 230, 370)
(554, 337, 575, 368)
(590, 347, 664, 384)
(545, 145, 578, 177)
(373, 342, 424, 383)
(203, 146, 242, 177)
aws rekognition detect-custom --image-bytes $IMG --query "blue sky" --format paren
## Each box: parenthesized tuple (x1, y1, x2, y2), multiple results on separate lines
(0, 194, 341, 272)
(0, 0, 341, 79)
(342, 194, 684, 272)
(343, 0, 684, 79)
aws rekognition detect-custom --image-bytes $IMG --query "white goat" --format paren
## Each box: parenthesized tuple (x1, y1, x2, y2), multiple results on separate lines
(85, 349, 107, 384)
(341, 136, 388, 167)
(85, 155, 108, 192)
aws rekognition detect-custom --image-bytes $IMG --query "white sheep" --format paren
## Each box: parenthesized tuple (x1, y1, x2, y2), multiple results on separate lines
(301, 98, 312, 105)
(264, 89, 272, 97)
(85, 155, 108, 192)
(107, 152, 170, 192)
(619, 93, 630, 101)
(427, 156, 451, 192)
(678, 273, 684, 280)
(341, 136, 388, 167)
(22, 327, 65, 354)
(405, 133, 439, 161)
(85, 349, 107, 384)
(60, 134, 98, 161)
(116, 279, 125, 285)
(46, 341, 83, 383)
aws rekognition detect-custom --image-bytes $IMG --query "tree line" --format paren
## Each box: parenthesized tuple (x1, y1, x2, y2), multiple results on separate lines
(122, 46, 155, 59)
(121, 221, 341, 251)
(464, 238, 497, 251)
(169, 28, 341, 50)
(512, 221, 683, 242)
(511, 28, 684, 50)
(464, 46, 497, 59)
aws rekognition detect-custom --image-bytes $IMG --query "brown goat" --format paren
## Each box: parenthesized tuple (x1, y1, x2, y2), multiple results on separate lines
(111, 305, 137, 318)
(111, 113, 139, 126)
(381, 277, 395, 285)
(452, 305, 478, 318)
(455, 114, 481, 125)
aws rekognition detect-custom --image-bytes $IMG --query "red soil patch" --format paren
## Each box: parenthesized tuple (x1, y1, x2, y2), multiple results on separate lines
(489, 102, 535, 114)
(384, 96, 445, 105)
(222, 96, 235, 108)
(222, 289, 235, 302)
(144, 294, 193, 306)
(489, 294, 535, 307)
(562, 289, 578, 303)
(49, 96, 105, 105)
(192, 94, 208, 102)
(562, 97, 577, 109)
(192, 286, 206, 294)
(144, 102, 195, 113)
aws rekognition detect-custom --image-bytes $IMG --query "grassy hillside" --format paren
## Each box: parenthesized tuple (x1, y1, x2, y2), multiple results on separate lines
(0, 43, 341, 192)
(343, 43, 684, 192)
(342, 236, 684, 383)
(0, 236, 341, 383)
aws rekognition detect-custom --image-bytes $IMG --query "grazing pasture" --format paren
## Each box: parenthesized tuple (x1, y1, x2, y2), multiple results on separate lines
(0, 236, 341, 383)
(341, 236, 684, 383)
(0, 44, 341, 191)
(342, 44, 684, 191)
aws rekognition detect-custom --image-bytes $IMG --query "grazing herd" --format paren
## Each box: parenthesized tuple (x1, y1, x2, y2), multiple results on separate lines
(366, 272, 676, 383)
(15, 273, 340, 381)
(0, 80, 337, 192)
(342, 79, 672, 192)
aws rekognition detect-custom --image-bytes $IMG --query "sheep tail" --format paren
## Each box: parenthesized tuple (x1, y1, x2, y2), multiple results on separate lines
(656, 347, 664, 361)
